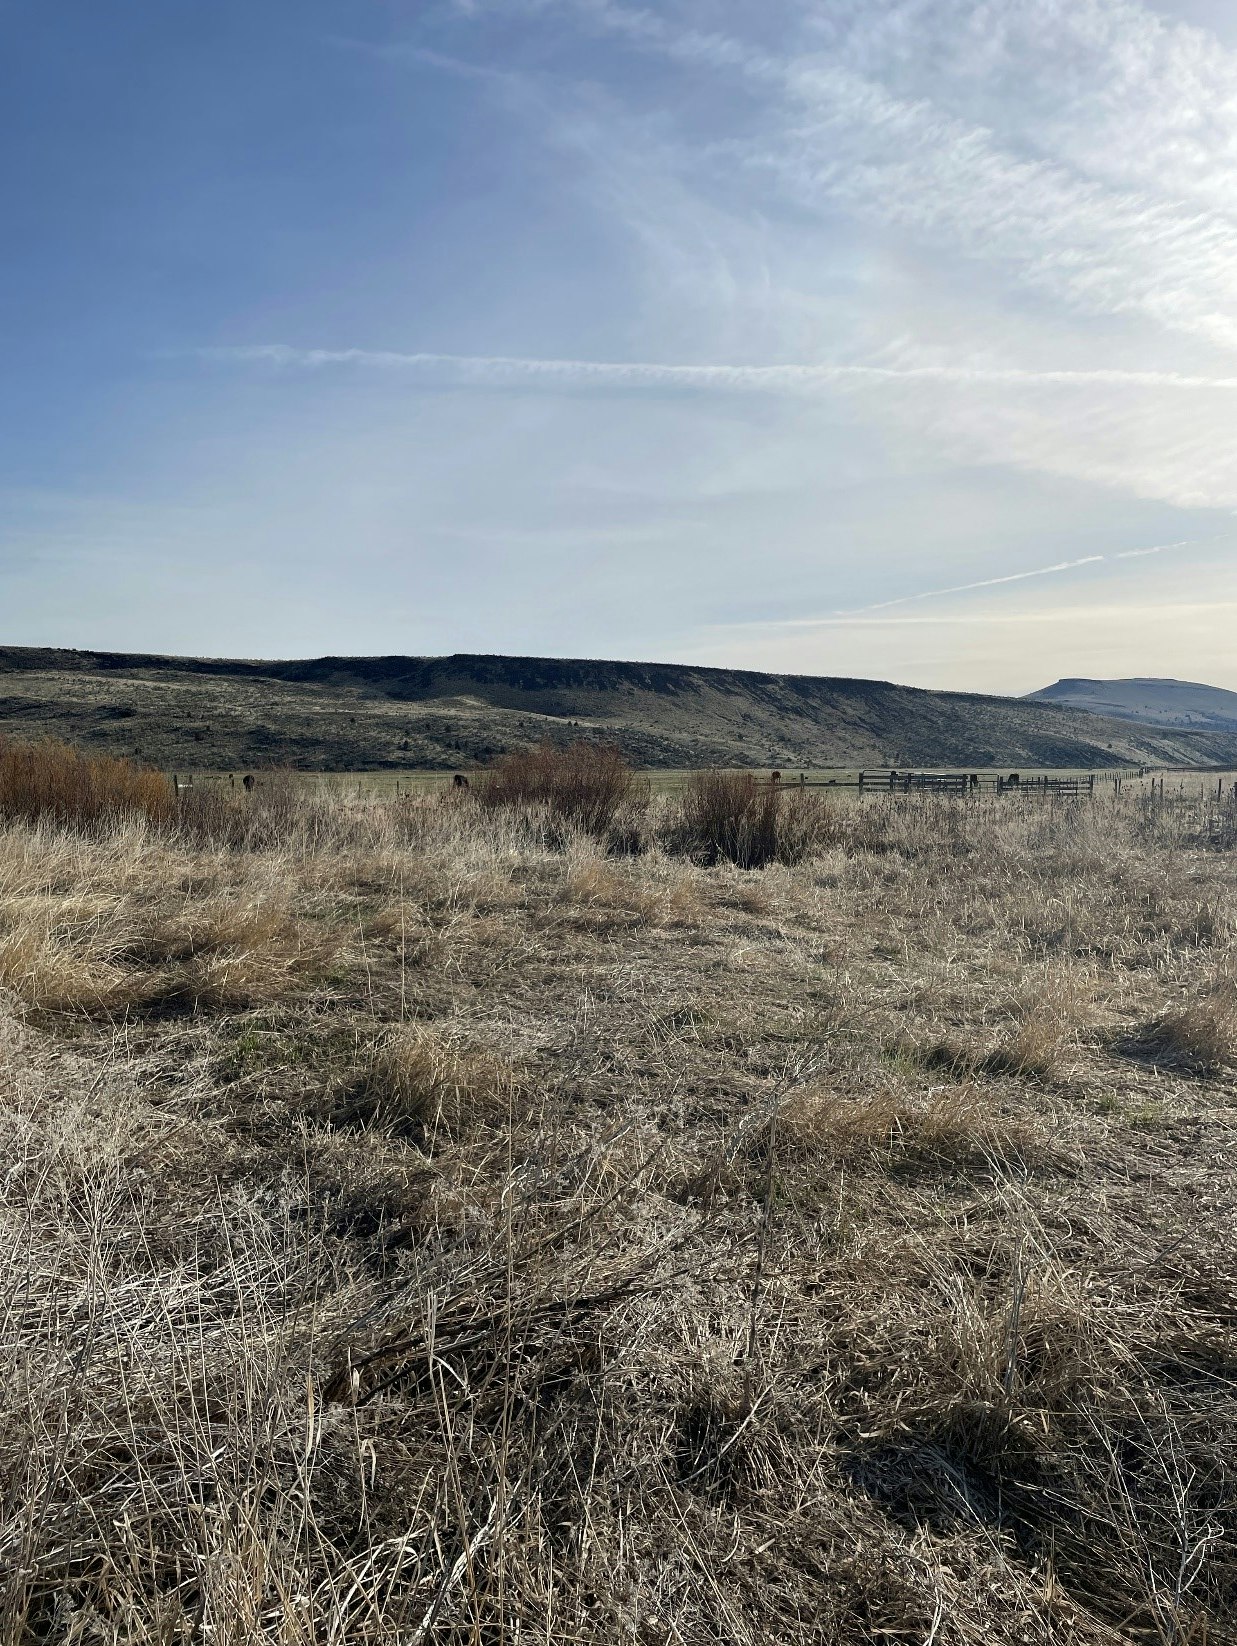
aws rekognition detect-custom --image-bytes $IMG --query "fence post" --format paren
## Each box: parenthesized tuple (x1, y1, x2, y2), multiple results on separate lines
(858, 771, 864, 795)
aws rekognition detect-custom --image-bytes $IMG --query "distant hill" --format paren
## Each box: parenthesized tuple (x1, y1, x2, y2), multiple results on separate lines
(1028, 677, 1237, 733)
(3, 646, 1237, 771)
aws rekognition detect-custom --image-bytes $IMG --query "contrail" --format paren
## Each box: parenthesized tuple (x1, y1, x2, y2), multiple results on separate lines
(200, 345, 1237, 395)
(836, 542, 1181, 617)
(707, 541, 1200, 632)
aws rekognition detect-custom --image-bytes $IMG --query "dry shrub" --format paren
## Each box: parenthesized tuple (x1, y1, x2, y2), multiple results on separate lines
(672, 771, 783, 869)
(346, 1025, 517, 1140)
(0, 737, 173, 831)
(774, 792, 849, 860)
(602, 798, 653, 857)
(174, 781, 247, 845)
(668, 773, 841, 869)
(474, 741, 635, 835)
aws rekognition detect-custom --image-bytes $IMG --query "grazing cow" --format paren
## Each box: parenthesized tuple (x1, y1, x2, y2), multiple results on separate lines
(453, 773, 470, 789)
(242, 774, 255, 793)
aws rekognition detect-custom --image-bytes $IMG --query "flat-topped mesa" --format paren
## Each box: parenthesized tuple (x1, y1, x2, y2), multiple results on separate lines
(2, 647, 1236, 771)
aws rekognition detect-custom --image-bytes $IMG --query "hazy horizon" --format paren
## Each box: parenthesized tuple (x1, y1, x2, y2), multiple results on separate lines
(4, 0, 1237, 694)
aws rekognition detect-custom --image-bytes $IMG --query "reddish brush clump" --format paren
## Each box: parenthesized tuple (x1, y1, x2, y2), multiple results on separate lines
(474, 740, 634, 834)
(0, 737, 174, 830)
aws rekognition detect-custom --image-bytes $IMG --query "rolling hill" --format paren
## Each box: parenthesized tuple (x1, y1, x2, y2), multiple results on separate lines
(3, 646, 1237, 771)
(1029, 676, 1237, 732)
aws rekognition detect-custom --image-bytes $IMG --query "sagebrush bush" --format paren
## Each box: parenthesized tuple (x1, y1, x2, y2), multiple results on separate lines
(0, 737, 173, 830)
(474, 741, 636, 835)
(667, 771, 838, 868)
(671, 771, 781, 868)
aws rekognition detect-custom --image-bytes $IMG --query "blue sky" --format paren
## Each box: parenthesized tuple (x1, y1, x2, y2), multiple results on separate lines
(4, 0, 1237, 692)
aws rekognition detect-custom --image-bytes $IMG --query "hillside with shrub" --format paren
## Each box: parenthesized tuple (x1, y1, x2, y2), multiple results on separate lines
(4, 646, 1237, 770)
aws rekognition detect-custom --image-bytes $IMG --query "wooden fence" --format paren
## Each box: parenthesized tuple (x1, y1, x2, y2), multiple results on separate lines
(767, 771, 1097, 797)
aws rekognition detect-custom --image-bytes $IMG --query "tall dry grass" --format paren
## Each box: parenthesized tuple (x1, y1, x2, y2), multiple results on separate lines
(1, 772, 1236, 1642)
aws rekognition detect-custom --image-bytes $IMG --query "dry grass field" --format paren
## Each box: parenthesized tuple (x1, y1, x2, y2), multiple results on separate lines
(1, 744, 1236, 1644)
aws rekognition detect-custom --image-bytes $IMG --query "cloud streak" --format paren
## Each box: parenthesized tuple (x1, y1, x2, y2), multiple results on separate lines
(205, 343, 1237, 509)
(206, 344, 1237, 395)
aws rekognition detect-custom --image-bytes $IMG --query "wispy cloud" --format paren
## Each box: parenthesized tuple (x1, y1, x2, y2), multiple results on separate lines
(464, 0, 1237, 351)
(822, 0, 1237, 215)
(204, 343, 1237, 509)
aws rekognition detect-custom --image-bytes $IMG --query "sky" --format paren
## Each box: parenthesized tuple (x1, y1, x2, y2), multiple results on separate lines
(3, 0, 1237, 694)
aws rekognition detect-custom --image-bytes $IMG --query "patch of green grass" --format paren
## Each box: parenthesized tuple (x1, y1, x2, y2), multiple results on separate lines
(215, 1015, 358, 1084)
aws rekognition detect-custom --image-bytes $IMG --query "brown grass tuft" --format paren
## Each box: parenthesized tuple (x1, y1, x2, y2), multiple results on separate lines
(781, 1079, 1027, 1166)
(1141, 981, 1237, 1071)
(136, 899, 340, 1011)
(344, 1024, 518, 1140)
(986, 972, 1091, 1078)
